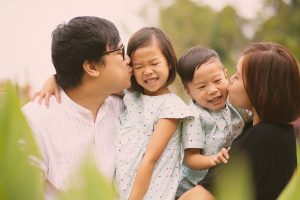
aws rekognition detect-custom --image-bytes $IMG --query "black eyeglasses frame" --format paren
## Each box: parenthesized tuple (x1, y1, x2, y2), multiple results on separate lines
(102, 45, 125, 61)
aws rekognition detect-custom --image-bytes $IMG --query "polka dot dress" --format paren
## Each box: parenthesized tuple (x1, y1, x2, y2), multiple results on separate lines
(115, 91, 192, 200)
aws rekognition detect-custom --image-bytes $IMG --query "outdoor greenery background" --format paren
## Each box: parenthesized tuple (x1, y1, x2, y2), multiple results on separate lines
(155, 0, 300, 99)
(1, 0, 300, 199)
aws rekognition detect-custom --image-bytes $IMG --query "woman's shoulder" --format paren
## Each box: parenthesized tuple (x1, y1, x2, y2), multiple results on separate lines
(241, 122, 295, 148)
(250, 122, 294, 135)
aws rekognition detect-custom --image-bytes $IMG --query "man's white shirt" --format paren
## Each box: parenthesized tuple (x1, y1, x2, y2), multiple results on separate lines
(22, 90, 123, 199)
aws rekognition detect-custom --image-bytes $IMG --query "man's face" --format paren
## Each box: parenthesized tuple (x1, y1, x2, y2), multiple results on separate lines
(98, 43, 132, 93)
(186, 58, 229, 111)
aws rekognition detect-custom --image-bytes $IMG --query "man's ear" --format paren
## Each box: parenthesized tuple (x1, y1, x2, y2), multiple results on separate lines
(83, 60, 100, 77)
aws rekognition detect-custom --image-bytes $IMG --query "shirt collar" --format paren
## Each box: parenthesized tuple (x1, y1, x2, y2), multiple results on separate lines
(60, 89, 109, 123)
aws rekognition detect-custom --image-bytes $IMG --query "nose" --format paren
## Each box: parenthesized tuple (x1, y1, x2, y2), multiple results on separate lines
(208, 85, 218, 95)
(229, 76, 234, 85)
(128, 66, 132, 74)
(144, 67, 154, 75)
(125, 55, 130, 64)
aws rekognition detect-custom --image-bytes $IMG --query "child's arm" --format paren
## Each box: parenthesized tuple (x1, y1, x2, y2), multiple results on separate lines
(31, 75, 61, 107)
(128, 118, 179, 200)
(32, 74, 124, 106)
(184, 147, 230, 170)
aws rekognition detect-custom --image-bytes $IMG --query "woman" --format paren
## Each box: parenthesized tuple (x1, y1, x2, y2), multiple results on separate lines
(179, 42, 300, 200)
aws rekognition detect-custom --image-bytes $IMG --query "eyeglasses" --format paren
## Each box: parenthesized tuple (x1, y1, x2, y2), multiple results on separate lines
(102, 45, 125, 61)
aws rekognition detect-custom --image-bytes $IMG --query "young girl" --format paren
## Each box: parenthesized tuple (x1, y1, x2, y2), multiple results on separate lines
(36, 27, 192, 200)
(116, 27, 192, 200)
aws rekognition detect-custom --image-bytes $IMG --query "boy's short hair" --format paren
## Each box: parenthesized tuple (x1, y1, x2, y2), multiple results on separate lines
(127, 27, 177, 93)
(177, 46, 220, 86)
(241, 42, 300, 123)
(51, 16, 121, 90)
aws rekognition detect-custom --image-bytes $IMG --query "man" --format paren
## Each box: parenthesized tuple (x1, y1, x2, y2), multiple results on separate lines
(22, 16, 131, 199)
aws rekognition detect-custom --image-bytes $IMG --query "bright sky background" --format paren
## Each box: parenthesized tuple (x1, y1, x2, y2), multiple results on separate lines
(0, 0, 262, 91)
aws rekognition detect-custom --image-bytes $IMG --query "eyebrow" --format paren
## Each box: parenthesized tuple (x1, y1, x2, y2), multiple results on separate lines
(132, 62, 142, 66)
(132, 57, 159, 65)
(148, 57, 160, 62)
(194, 74, 222, 85)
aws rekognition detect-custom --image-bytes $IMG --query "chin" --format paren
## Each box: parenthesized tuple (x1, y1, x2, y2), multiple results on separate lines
(212, 103, 226, 111)
(125, 83, 131, 89)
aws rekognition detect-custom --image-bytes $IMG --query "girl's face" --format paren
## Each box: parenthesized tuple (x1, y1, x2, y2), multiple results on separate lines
(228, 56, 252, 110)
(131, 41, 170, 96)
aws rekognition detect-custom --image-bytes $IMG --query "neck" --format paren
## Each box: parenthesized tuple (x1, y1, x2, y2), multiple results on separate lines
(65, 83, 110, 122)
(144, 86, 170, 96)
(252, 109, 261, 125)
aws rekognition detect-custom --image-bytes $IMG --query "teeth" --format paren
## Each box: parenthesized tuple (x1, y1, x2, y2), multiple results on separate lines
(145, 78, 157, 84)
(209, 96, 222, 103)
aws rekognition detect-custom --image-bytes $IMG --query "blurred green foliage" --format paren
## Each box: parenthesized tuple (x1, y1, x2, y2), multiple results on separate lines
(214, 153, 254, 200)
(0, 82, 43, 200)
(158, 0, 300, 99)
(160, 0, 248, 72)
(278, 144, 300, 199)
(1, 0, 299, 199)
(0, 82, 116, 200)
(58, 156, 117, 200)
(254, 0, 300, 61)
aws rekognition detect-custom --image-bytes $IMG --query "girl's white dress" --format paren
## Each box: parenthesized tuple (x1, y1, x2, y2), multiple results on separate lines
(115, 91, 192, 200)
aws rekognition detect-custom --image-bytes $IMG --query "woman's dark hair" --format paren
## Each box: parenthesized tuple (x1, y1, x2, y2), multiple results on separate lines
(241, 42, 300, 123)
(127, 27, 177, 93)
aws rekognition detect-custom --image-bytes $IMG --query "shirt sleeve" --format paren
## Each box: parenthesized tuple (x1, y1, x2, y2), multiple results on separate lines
(158, 94, 193, 120)
(182, 115, 205, 150)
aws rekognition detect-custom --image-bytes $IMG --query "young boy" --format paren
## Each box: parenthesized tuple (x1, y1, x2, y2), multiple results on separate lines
(176, 46, 251, 196)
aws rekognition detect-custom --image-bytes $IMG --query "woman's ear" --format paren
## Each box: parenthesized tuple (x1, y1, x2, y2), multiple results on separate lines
(83, 60, 100, 77)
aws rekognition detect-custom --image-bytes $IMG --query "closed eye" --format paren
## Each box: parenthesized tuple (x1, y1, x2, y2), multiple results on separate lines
(133, 65, 143, 69)
(215, 79, 222, 83)
(150, 62, 160, 66)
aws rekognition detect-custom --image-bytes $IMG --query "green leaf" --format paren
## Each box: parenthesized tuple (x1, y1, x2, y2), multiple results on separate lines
(0, 81, 43, 200)
(58, 155, 117, 200)
(214, 153, 254, 200)
(278, 143, 300, 200)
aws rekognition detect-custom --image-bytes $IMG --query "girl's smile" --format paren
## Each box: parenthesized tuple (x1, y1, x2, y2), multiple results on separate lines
(132, 41, 170, 96)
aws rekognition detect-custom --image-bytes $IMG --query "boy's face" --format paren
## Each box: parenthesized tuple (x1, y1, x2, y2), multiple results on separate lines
(186, 58, 228, 111)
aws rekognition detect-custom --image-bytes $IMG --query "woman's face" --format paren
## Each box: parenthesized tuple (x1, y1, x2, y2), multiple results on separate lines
(228, 56, 252, 110)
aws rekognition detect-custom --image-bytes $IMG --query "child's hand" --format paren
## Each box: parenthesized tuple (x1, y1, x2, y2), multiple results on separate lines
(31, 75, 61, 107)
(210, 148, 230, 165)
